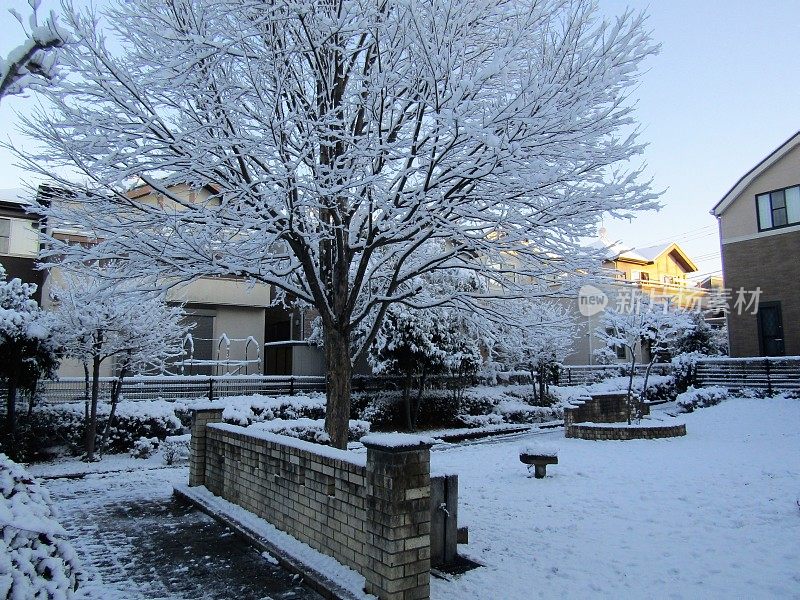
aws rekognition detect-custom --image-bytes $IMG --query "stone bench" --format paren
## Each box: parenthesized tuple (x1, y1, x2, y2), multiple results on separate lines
(519, 451, 558, 479)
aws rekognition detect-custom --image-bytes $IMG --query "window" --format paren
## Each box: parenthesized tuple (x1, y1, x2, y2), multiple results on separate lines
(0, 218, 9, 254)
(756, 185, 800, 231)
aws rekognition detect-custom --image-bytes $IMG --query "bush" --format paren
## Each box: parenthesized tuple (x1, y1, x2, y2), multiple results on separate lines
(456, 413, 503, 428)
(249, 418, 370, 444)
(129, 436, 159, 459)
(641, 377, 678, 402)
(15, 400, 185, 460)
(494, 400, 563, 424)
(351, 389, 461, 431)
(0, 454, 84, 598)
(162, 434, 190, 465)
(676, 386, 728, 413)
(217, 394, 326, 426)
(672, 352, 704, 393)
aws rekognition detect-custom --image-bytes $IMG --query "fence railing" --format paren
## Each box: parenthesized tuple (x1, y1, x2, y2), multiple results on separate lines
(556, 363, 673, 387)
(27, 374, 327, 404)
(695, 357, 800, 394)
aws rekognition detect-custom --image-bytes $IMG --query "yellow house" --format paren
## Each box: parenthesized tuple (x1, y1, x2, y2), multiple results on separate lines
(565, 232, 706, 365)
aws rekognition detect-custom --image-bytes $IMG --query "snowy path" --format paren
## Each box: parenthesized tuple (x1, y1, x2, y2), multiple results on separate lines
(45, 466, 322, 600)
(431, 398, 800, 599)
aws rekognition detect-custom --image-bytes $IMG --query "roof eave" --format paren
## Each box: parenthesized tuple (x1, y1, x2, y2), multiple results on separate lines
(712, 130, 800, 216)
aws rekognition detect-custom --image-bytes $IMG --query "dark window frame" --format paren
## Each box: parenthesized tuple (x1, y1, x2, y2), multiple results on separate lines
(0, 218, 10, 254)
(755, 184, 800, 232)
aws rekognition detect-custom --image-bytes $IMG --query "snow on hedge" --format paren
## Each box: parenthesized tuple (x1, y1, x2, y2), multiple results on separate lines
(676, 385, 729, 413)
(249, 418, 370, 444)
(206, 394, 326, 426)
(0, 454, 83, 598)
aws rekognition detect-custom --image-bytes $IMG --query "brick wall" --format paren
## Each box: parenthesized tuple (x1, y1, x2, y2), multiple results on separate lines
(721, 230, 800, 357)
(564, 392, 650, 426)
(189, 408, 432, 600)
(565, 423, 686, 440)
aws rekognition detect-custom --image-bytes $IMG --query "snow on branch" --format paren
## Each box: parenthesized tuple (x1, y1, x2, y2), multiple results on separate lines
(0, 0, 66, 99)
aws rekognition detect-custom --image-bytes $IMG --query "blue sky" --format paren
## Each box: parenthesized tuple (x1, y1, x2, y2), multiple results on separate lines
(2, 0, 800, 280)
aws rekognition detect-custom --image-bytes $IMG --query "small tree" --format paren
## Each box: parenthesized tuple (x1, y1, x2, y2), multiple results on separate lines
(50, 272, 188, 461)
(369, 305, 449, 432)
(674, 311, 726, 356)
(0, 266, 60, 455)
(491, 301, 576, 404)
(597, 296, 691, 423)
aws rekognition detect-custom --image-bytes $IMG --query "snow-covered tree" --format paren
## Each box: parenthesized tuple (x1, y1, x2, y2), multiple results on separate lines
(369, 305, 449, 431)
(597, 296, 692, 423)
(50, 272, 189, 461)
(0, 266, 60, 454)
(0, 0, 65, 99)
(674, 311, 727, 356)
(490, 300, 575, 403)
(19, 0, 658, 447)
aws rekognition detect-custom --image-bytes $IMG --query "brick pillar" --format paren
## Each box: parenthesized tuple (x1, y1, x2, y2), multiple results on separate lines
(363, 434, 433, 600)
(188, 407, 224, 487)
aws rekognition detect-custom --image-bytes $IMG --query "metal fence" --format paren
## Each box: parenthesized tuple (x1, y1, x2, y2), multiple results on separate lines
(26, 374, 327, 404)
(695, 357, 800, 394)
(556, 363, 673, 387)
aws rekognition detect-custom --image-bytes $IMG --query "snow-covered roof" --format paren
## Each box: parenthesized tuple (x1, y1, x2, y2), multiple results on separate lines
(712, 130, 800, 216)
(0, 188, 30, 206)
(590, 232, 698, 272)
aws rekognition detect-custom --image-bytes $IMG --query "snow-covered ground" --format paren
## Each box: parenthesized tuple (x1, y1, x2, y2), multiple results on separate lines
(32, 396, 800, 599)
(431, 397, 800, 598)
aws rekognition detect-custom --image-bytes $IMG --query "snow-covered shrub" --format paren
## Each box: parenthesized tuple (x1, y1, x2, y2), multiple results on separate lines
(129, 436, 159, 458)
(672, 351, 704, 393)
(676, 386, 728, 413)
(457, 392, 497, 417)
(249, 419, 370, 444)
(0, 454, 83, 598)
(215, 394, 326, 426)
(640, 376, 677, 403)
(21, 399, 185, 458)
(353, 392, 401, 431)
(495, 400, 564, 424)
(456, 413, 503, 428)
(162, 434, 190, 465)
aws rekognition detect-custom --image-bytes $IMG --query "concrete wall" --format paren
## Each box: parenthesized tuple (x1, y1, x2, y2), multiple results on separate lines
(189, 408, 432, 600)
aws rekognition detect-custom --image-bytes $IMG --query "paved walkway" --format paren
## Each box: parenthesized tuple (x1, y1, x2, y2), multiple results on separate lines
(45, 466, 323, 600)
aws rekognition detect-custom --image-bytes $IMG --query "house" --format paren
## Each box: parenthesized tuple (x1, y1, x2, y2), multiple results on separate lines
(565, 231, 706, 365)
(36, 183, 276, 377)
(0, 191, 44, 302)
(711, 131, 800, 357)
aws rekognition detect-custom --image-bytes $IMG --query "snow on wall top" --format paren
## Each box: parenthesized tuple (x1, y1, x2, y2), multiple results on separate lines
(207, 422, 366, 468)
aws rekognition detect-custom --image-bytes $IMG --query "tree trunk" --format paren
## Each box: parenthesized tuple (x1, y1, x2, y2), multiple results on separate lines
(85, 353, 102, 461)
(323, 326, 352, 449)
(639, 358, 657, 422)
(626, 352, 636, 425)
(412, 370, 427, 432)
(4, 383, 17, 454)
(402, 372, 414, 432)
(98, 367, 127, 458)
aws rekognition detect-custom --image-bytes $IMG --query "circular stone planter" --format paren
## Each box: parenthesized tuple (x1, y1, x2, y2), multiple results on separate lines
(565, 422, 686, 441)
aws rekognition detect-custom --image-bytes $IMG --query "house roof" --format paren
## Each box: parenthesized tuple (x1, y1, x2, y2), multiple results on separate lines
(125, 180, 221, 200)
(711, 130, 800, 217)
(591, 232, 699, 273)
